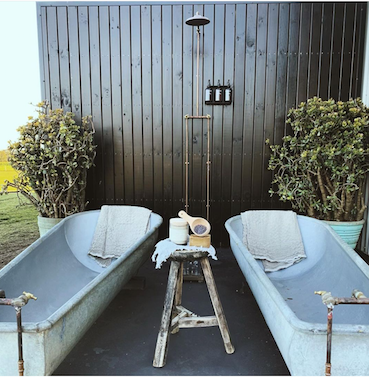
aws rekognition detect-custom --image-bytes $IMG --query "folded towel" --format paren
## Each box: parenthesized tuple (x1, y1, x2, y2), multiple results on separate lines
(241, 210, 306, 272)
(89, 205, 152, 267)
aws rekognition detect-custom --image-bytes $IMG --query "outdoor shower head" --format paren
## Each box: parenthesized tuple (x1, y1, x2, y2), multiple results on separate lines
(185, 12, 210, 27)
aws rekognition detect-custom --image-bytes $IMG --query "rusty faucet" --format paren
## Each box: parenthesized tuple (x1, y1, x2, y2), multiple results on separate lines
(315, 289, 369, 376)
(0, 291, 37, 376)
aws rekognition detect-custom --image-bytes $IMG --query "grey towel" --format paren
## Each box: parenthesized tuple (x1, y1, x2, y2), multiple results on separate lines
(241, 210, 306, 272)
(89, 205, 152, 267)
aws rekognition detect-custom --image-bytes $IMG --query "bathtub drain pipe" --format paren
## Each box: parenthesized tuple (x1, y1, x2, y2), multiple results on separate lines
(0, 291, 37, 376)
(315, 290, 369, 376)
(325, 307, 333, 376)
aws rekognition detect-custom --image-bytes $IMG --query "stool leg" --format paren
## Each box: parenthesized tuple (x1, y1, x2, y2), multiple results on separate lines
(200, 257, 235, 354)
(153, 261, 180, 368)
(171, 261, 183, 334)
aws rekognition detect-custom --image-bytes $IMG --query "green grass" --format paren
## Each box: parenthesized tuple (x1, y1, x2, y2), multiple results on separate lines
(0, 193, 39, 268)
(0, 162, 17, 192)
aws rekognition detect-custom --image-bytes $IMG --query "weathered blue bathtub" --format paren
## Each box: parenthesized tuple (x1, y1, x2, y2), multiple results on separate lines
(226, 214, 369, 376)
(0, 209, 162, 376)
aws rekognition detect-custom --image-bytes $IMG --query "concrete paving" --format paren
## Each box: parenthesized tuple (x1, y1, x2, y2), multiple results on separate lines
(53, 248, 369, 375)
(54, 248, 290, 375)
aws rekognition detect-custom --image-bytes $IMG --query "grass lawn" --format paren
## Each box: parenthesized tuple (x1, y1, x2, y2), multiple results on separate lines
(0, 193, 39, 269)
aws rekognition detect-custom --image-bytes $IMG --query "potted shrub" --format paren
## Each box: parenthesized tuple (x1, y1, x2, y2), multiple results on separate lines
(267, 97, 369, 248)
(1, 101, 96, 236)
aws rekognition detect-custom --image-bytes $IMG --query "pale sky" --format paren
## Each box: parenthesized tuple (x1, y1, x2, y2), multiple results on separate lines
(0, 1, 41, 150)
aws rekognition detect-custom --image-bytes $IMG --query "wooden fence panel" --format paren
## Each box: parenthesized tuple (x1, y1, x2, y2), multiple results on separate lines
(38, 1, 367, 245)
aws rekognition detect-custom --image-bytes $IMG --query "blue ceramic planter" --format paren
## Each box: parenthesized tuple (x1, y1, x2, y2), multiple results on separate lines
(323, 219, 365, 249)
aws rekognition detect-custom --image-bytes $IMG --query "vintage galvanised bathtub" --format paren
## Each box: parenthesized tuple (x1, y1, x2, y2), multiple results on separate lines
(0, 208, 162, 376)
(225, 214, 369, 376)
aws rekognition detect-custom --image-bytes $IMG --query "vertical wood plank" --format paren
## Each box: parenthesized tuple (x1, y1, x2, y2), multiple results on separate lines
(151, 5, 163, 215)
(352, 3, 366, 98)
(221, 3, 235, 232)
(272, 3, 289, 208)
(356, 3, 367, 97)
(340, 3, 355, 101)
(318, 3, 333, 100)
(89, 6, 104, 202)
(297, 3, 311, 104)
(141, 5, 154, 210)
(57, 7, 71, 112)
(121, 6, 134, 204)
(78, 7, 92, 117)
(110, 5, 124, 203)
(231, 3, 246, 216)
(131, 6, 144, 205)
(67, 6, 81, 118)
(40, 6, 51, 103)
(100, 6, 115, 203)
(251, 3, 268, 209)
(162, 5, 173, 221)
(307, 3, 322, 98)
(285, 3, 300, 114)
(349, 4, 359, 98)
(242, 3, 257, 210)
(262, 3, 279, 208)
(47, 7, 61, 109)
(329, 3, 344, 100)
(172, 5, 184, 215)
(203, 4, 215, 226)
(212, 4, 225, 242)
(78, 6, 95, 205)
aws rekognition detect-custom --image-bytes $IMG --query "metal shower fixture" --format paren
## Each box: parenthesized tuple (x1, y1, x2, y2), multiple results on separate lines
(184, 11, 211, 220)
(185, 11, 210, 116)
(185, 11, 210, 28)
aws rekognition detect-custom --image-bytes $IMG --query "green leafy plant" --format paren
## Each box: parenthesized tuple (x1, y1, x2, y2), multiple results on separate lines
(267, 97, 369, 221)
(1, 102, 96, 218)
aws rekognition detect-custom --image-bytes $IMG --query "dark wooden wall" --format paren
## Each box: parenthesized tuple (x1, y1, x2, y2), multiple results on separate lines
(37, 2, 367, 244)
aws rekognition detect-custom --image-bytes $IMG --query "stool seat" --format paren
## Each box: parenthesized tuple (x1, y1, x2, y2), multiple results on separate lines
(170, 249, 210, 261)
(153, 249, 235, 368)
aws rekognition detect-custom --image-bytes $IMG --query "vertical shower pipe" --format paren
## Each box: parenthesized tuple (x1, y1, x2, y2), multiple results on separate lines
(185, 115, 189, 212)
(196, 25, 200, 117)
(184, 12, 211, 219)
(206, 116, 210, 220)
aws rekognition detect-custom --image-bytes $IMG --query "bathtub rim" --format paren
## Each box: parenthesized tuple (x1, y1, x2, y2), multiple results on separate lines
(225, 214, 369, 336)
(0, 208, 163, 333)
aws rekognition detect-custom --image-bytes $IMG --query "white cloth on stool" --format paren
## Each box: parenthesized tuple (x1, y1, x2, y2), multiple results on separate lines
(89, 205, 152, 267)
(152, 238, 217, 269)
(241, 210, 306, 272)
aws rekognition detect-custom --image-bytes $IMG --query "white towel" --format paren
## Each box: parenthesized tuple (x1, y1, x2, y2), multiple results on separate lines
(241, 210, 306, 272)
(152, 239, 217, 269)
(89, 205, 152, 267)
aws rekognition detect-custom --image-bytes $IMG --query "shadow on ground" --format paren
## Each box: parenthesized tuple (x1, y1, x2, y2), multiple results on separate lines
(54, 248, 290, 376)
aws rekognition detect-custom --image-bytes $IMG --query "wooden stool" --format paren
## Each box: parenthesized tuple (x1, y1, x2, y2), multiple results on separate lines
(153, 250, 235, 368)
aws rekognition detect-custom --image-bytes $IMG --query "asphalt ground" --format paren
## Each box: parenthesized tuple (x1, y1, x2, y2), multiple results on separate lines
(54, 247, 369, 376)
(54, 247, 290, 376)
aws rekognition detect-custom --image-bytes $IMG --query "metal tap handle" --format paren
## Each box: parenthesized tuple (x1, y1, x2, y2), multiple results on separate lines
(314, 291, 336, 308)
